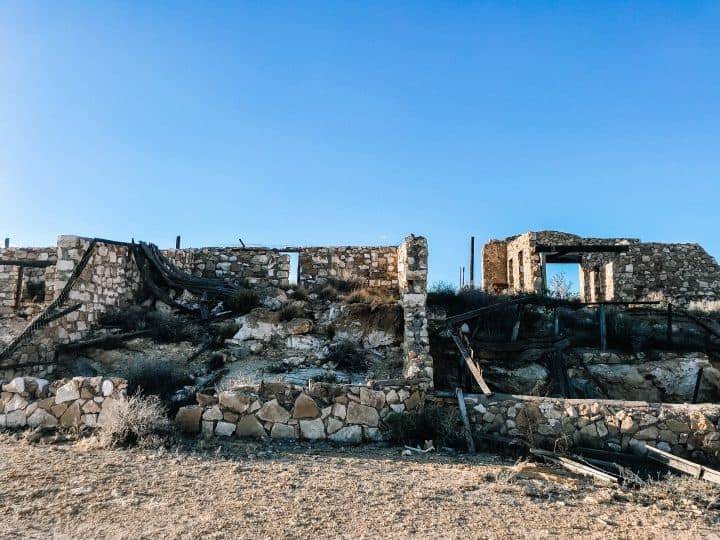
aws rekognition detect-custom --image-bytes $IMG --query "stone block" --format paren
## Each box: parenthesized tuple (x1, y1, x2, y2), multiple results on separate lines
(270, 423, 297, 439)
(346, 402, 379, 427)
(293, 393, 321, 419)
(218, 391, 252, 414)
(300, 418, 326, 440)
(236, 414, 267, 439)
(215, 421, 236, 437)
(257, 399, 291, 423)
(329, 425, 362, 444)
(175, 406, 203, 434)
(55, 381, 80, 404)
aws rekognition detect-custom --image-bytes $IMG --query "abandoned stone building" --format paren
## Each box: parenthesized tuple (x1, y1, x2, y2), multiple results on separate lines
(1, 231, 720, 465)
(482, 230, 720, 305)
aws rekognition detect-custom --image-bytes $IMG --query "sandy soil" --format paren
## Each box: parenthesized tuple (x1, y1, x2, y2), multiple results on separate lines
(1, 434, 719, 540)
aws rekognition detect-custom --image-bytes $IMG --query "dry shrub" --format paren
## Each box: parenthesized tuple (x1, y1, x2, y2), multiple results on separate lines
(353, 303, 403, 337)
(326, 340, 368, 372)
(124, 359, 193, 403)
(325, 277, 363, 294)
(382, 406, 465, 449)
(98, 394, 172, 449)
(100, 305, 150, 331)
(226, 289, 259, 315)
(317, 285, 339, 301)
(280, 302, 306, 321)
(346, 287, 398, 305)
(289, 286, 309, 301)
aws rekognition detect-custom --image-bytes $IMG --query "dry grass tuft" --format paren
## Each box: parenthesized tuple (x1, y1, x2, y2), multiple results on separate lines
(98, 394, 172, 449)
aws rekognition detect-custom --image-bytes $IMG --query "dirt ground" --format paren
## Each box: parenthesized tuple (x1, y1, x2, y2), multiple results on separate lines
(1, 434, 719, 539)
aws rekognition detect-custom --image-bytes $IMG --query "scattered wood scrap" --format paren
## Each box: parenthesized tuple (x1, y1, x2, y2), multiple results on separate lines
(647, 445, 720, 485)
(530, 448, 618, 484)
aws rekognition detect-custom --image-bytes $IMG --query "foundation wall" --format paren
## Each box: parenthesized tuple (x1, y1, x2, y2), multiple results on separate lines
(298, 246, 399, 290)
(0, 247, 57, 314)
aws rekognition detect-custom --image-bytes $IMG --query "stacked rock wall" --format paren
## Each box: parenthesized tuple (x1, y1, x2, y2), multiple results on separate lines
(0, 247, 57, 314)
(429, 393, 720, 466)
(0, 375, 127, 430)
(298, 246, 399, 290)
(162, 248, 291, 288)
(1, 237, 141, 377)
(612, 243, 720, 305)
(398, 235, 432, 380)
(175, 380, 429, 443)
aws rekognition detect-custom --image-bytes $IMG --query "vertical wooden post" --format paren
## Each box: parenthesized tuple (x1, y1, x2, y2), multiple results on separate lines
(14, 266, 24, 309)
(599, 303, 607, 351)
(175, 235, 181, 249)
(553, 307, 560, 337)
(469, 236, 475, 289)
(511, 304, 524, 342)
(692, 368, 704, 404)
(456, 388, 476, 453)
(666, 302, 673, 347)
(4, 238, 9, 248)
(461, 266, 465, 289)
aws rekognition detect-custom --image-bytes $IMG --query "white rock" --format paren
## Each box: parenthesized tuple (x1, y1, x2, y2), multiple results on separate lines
(101, 380, 114, 397)
(55, 381, 80, 404)
(5, 409, 26, 428)
(215, 421, 236, 437)
(202, 406, 223, 421)
(2, 377, 25, 394)
(299, 418, 325, 440)
(329, 425, 362, 444)
(4, 394, 28, 413)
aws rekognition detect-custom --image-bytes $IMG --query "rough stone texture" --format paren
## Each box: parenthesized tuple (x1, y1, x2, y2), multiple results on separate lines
(175, 406, 203, 434)
(256, 399, 291, 423)
(162, 248, 290, 288)
(299, 246, 398, 290)
(346, 402, 380, 427)
(292, 393, 321, 419)
(299, 418, 326, 440)
(483, 230, 720, 305)
(429, 393, 720, 466)
(328, 425, 362, 444)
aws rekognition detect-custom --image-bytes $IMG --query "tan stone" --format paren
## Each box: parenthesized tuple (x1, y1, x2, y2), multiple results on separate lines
(404, 391, 421, 411)
(332, 403, 347, 419)
(257, 399, 291, 423)
(218, 391, 252, 414)
(293, 393, 321, 419)
(326, 417, 344, 435)
(270, 423, 297, 439)
(285, 318, 313, 335)
(82, 400, 102, 414)
(360, 388, 385, 409)
(59, 402, 82, 428)
(299, 418, 325, 440)
(235, 415, 267, 439)
(346, 402, 379, 427)
(51, 403, 68, 418)
(175, 406, 203, 434)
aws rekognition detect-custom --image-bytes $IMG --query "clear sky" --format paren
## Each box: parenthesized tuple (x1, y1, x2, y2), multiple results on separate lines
(1, 1, 719, 286)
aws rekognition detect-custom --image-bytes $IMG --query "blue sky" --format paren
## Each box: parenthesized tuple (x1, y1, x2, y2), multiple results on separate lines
(1, 1, 719, 286)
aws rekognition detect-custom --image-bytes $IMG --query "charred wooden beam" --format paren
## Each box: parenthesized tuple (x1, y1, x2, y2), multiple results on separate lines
(0, 259, 55, 268)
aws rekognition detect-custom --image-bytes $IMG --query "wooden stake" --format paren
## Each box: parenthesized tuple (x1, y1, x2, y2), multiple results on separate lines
(455, 388, 476, 453)
(469, 236, 475, 289)
(599, 303, 607, 351)
(3, 238, 9, 248)
(176, 235, 181, 249)
(666, 302, 673, 347)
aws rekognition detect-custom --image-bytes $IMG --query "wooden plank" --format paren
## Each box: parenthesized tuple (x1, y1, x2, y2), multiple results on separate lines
(455, 388, 476, 453)
(510, 304, 524, 342)
(535, 244, 631, 254)
(646, 445, 720, 485)
(530, 448, 618, 484)
(692, 368, 704, 404)
(14, 266, 23, 309)
(449, 332, 492, 395)
(0, 259, 55, 268)
(599, 303, 607, 351)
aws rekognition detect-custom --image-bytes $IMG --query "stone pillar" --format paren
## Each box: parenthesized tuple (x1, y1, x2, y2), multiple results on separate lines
(398, 235, 433, 382)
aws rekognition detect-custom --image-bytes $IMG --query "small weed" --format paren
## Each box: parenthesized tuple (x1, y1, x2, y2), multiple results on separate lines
(325, 340, 368, 372)
(226, 289, 259, 315)
(280, 302, 306, 321)
(97, 394, 172, 449)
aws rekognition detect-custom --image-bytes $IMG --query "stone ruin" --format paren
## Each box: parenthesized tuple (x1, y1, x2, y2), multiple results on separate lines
(482, 230, 720, 304)
(1, 229, 719, 465)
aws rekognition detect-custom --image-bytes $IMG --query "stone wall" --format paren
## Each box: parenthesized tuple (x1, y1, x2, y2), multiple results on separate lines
(1, 237, 141, 376)
(0, 247, 57, 314)
(398, 236, 432, 380)
(0, 375, 128, 430)
(175, 380, 429, 443)
(484, 230, 720, 305)
(298, 246, 399, 290)
(611, 243, 720, 305)
(429, 393, 720, 466)
(162, 248, 291, 288)
(481, 240, 509, 293)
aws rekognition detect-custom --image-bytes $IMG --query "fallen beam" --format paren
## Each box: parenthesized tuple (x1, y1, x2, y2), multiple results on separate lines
(530, 448, 618, 484)
(646, 445, 720, 485)
(455, 388, 476, 453)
